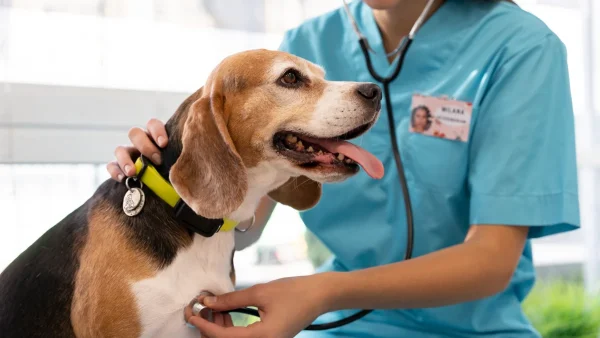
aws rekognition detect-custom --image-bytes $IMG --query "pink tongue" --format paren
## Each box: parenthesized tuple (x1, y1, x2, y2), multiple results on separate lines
(306, 138, 385, 179)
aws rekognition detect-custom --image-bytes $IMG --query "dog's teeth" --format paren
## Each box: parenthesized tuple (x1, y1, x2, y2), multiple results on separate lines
(295, 141, 305, 151)
(307, 146, 314, 153)
(337, 154, 345, 161)
(317, 150, 324, 155)
(286, 134, 297, 144)
(345, 159, 352, 163)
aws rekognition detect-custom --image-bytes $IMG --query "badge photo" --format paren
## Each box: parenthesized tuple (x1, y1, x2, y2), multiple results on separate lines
(409, 94, 473, 142)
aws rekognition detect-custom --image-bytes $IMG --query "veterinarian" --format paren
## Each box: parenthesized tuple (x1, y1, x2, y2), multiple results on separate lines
(107, 0, 580, 337)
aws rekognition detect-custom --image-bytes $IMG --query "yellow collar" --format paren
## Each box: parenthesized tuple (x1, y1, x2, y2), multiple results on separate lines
(134, 157, 238, 233)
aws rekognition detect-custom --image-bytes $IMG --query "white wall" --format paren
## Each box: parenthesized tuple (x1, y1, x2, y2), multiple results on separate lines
(0, 83, 186, 163)
(581, 0, 600, 294)
(0, 6, 282, 163)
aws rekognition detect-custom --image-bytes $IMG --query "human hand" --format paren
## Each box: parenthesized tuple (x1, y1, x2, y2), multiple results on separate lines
(184, 292, 235, 330)
(185, 275, 330, 338)
(106, 118, 168, 181)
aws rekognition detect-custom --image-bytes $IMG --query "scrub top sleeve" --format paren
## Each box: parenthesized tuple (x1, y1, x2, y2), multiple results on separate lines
(467, 34, 580, 239)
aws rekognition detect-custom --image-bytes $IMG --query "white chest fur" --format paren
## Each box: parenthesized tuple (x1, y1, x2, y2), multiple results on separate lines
(228, 161, 292, 221)
(131, 231, 235, 338)
(130, 162, 292, 337)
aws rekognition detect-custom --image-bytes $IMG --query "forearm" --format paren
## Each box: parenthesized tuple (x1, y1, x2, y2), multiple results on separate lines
(322, 237, 519, 312)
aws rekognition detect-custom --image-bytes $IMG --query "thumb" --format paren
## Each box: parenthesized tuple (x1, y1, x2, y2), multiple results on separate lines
(203, 288, 257, 312)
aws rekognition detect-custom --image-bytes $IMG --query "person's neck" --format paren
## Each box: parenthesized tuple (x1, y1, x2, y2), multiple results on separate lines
(372, 0, 445, 62)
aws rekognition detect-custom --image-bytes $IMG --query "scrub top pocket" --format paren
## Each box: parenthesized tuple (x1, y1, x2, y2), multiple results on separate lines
(401, 118, 470, 193)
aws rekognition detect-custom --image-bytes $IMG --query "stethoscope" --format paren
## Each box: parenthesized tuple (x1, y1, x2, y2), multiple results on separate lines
(190, 0, 438, 331)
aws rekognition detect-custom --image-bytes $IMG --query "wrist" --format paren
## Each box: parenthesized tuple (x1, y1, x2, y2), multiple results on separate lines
(312, 271, 347, 313)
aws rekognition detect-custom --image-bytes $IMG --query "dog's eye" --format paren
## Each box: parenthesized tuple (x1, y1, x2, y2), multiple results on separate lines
(278, 69, 306, 88)
(281, 71, 298, 85)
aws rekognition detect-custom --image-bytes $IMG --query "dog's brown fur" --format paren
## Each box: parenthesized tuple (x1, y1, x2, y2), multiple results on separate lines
(168, 50, 332, 217)
(0, 49, 381, 338)
(71, 201, 161, 338)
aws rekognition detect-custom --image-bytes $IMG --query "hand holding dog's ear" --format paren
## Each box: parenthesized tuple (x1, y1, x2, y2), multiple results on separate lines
(107, 118, 168, 182)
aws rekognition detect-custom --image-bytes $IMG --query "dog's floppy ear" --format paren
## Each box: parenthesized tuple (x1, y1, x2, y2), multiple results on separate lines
(268, 176, 322, 210)
(170, 95, 247, 219)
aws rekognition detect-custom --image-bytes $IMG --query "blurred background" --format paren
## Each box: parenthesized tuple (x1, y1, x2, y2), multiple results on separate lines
(0, 0, 599, 336)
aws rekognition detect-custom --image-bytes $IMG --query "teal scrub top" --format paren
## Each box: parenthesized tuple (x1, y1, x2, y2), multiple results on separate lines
(279, 0, 580, 337)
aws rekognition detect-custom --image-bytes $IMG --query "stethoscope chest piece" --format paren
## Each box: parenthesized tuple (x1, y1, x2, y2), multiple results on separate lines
(188, 291, 215, 323)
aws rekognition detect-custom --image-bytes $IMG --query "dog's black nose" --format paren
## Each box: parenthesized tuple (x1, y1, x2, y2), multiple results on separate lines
(356, 83, 382, 104)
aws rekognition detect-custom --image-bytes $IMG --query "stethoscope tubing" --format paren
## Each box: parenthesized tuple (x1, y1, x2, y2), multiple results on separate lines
(295, 35, 417, 331)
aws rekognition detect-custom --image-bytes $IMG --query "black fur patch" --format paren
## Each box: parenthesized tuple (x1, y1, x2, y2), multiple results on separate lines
(154, 91, 190, 181)
(0, 89, 200, 336)
(0, 204, 89, 338)
(95, 179, 192, 268)
(0, 178, 195, 336)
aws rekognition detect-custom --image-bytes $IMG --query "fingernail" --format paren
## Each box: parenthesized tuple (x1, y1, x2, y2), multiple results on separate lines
(186, 322, 195, 328)
(158, 136, 166, 147)
(124, 165, 132, 174)
(117, 174, 124, 181)
(204, 296, 216, 305)
(152, 153, 161, 164)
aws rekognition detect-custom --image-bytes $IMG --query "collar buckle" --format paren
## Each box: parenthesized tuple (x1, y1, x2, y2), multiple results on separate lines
(173, 199, 224, 237)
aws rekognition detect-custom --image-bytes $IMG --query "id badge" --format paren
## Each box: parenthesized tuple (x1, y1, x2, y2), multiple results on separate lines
(409, 94, 473, 142)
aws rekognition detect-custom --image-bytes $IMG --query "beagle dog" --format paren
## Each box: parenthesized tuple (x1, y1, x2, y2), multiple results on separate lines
(0, 49, 384, 337)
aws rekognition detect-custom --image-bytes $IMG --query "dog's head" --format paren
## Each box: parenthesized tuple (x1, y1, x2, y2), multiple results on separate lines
(166, 49, 383, 219)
